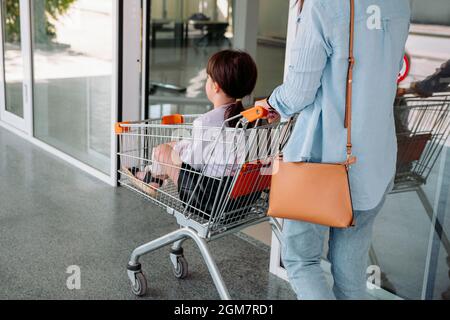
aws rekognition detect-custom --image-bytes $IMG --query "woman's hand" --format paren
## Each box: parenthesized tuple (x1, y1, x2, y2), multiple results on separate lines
(396, 88, 408, 97)
(255, 98, 281, 124)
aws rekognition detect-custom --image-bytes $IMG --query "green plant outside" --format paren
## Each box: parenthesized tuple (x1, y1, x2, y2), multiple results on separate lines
(3, 0, 76, 43)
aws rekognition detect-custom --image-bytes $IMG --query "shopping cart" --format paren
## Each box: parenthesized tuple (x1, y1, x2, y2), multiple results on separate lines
(116, 107, 292, 299)
(370, 92, 450, 295)
(393, 92, 450, 191)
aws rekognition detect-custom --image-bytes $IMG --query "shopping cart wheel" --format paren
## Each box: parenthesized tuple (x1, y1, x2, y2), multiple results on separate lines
(131, 272, 148, 297)
(172, 255, 189, 279)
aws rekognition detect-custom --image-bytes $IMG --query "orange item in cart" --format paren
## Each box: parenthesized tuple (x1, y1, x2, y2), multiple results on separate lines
(230, 162, 272, 199)
(162, 114, 184, 125)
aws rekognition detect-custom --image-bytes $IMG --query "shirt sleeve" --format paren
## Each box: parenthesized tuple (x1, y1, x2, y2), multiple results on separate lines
(268, 0, 332, 118)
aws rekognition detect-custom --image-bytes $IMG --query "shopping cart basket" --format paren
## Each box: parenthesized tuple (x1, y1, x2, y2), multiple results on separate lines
(370, 92, 450, 295)
(116, 107, 292, 299)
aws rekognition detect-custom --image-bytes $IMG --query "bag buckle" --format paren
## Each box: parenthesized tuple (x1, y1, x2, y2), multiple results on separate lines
(345, 155, 357, 169)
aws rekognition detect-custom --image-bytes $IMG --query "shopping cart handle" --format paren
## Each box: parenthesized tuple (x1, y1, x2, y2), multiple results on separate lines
(241, 106, 269, 123)
(162, 114, 184, 125)
(115, 122, 130, 134)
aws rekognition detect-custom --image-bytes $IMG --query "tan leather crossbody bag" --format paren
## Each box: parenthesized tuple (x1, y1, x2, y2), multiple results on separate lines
(268, 0, 356, 228)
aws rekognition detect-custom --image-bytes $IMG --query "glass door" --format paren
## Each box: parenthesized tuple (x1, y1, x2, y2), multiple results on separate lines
(31, 0, 116, 174)
(144, 0, 233, 119)
(1, 0, 120, 181)
(0, 0, 32, 133)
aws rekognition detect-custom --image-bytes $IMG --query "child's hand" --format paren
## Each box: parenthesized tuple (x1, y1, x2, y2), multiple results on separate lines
(255, 98, 280, 124)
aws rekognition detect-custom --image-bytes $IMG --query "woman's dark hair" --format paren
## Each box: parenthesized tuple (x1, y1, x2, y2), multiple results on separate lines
(207, 50, 258, 127)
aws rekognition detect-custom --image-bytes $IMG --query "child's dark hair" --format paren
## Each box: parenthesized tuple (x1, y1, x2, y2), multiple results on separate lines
(207, 50, 258, 127)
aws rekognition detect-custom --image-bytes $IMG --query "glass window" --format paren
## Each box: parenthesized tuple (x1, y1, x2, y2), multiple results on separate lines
(146, 0, 288, 114)
(371, 44, 450, 299)
(147, 0, 233, 117)
(33, 0, 114, 174)
(1, 0, 24, 118)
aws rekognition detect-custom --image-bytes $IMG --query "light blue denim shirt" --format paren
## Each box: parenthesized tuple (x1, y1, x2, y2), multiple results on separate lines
(268, 0, 411, 211)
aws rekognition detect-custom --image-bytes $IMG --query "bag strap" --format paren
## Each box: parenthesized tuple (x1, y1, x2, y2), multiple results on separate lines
(298, 0, 305, 14)
(281, 0, 356, 161)
(345, 0, 355, 160)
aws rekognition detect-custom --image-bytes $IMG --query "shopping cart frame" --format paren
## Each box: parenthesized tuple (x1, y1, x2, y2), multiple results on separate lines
(125, 207, 283, 300)
(117, 107, 290, 299)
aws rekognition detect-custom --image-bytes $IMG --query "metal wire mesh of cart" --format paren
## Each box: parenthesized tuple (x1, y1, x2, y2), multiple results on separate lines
(116, 107, 291, 238)
(394, 92, 450, 192)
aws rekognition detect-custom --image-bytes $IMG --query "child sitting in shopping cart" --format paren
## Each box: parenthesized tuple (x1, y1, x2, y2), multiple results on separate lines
(128, 50, 258, 202)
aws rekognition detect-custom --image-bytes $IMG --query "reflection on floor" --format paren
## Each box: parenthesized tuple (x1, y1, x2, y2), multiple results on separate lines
(0, 126, 295, 300)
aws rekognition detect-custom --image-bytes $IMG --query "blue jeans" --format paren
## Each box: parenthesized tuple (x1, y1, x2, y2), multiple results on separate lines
(281, 180, 393, 300)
